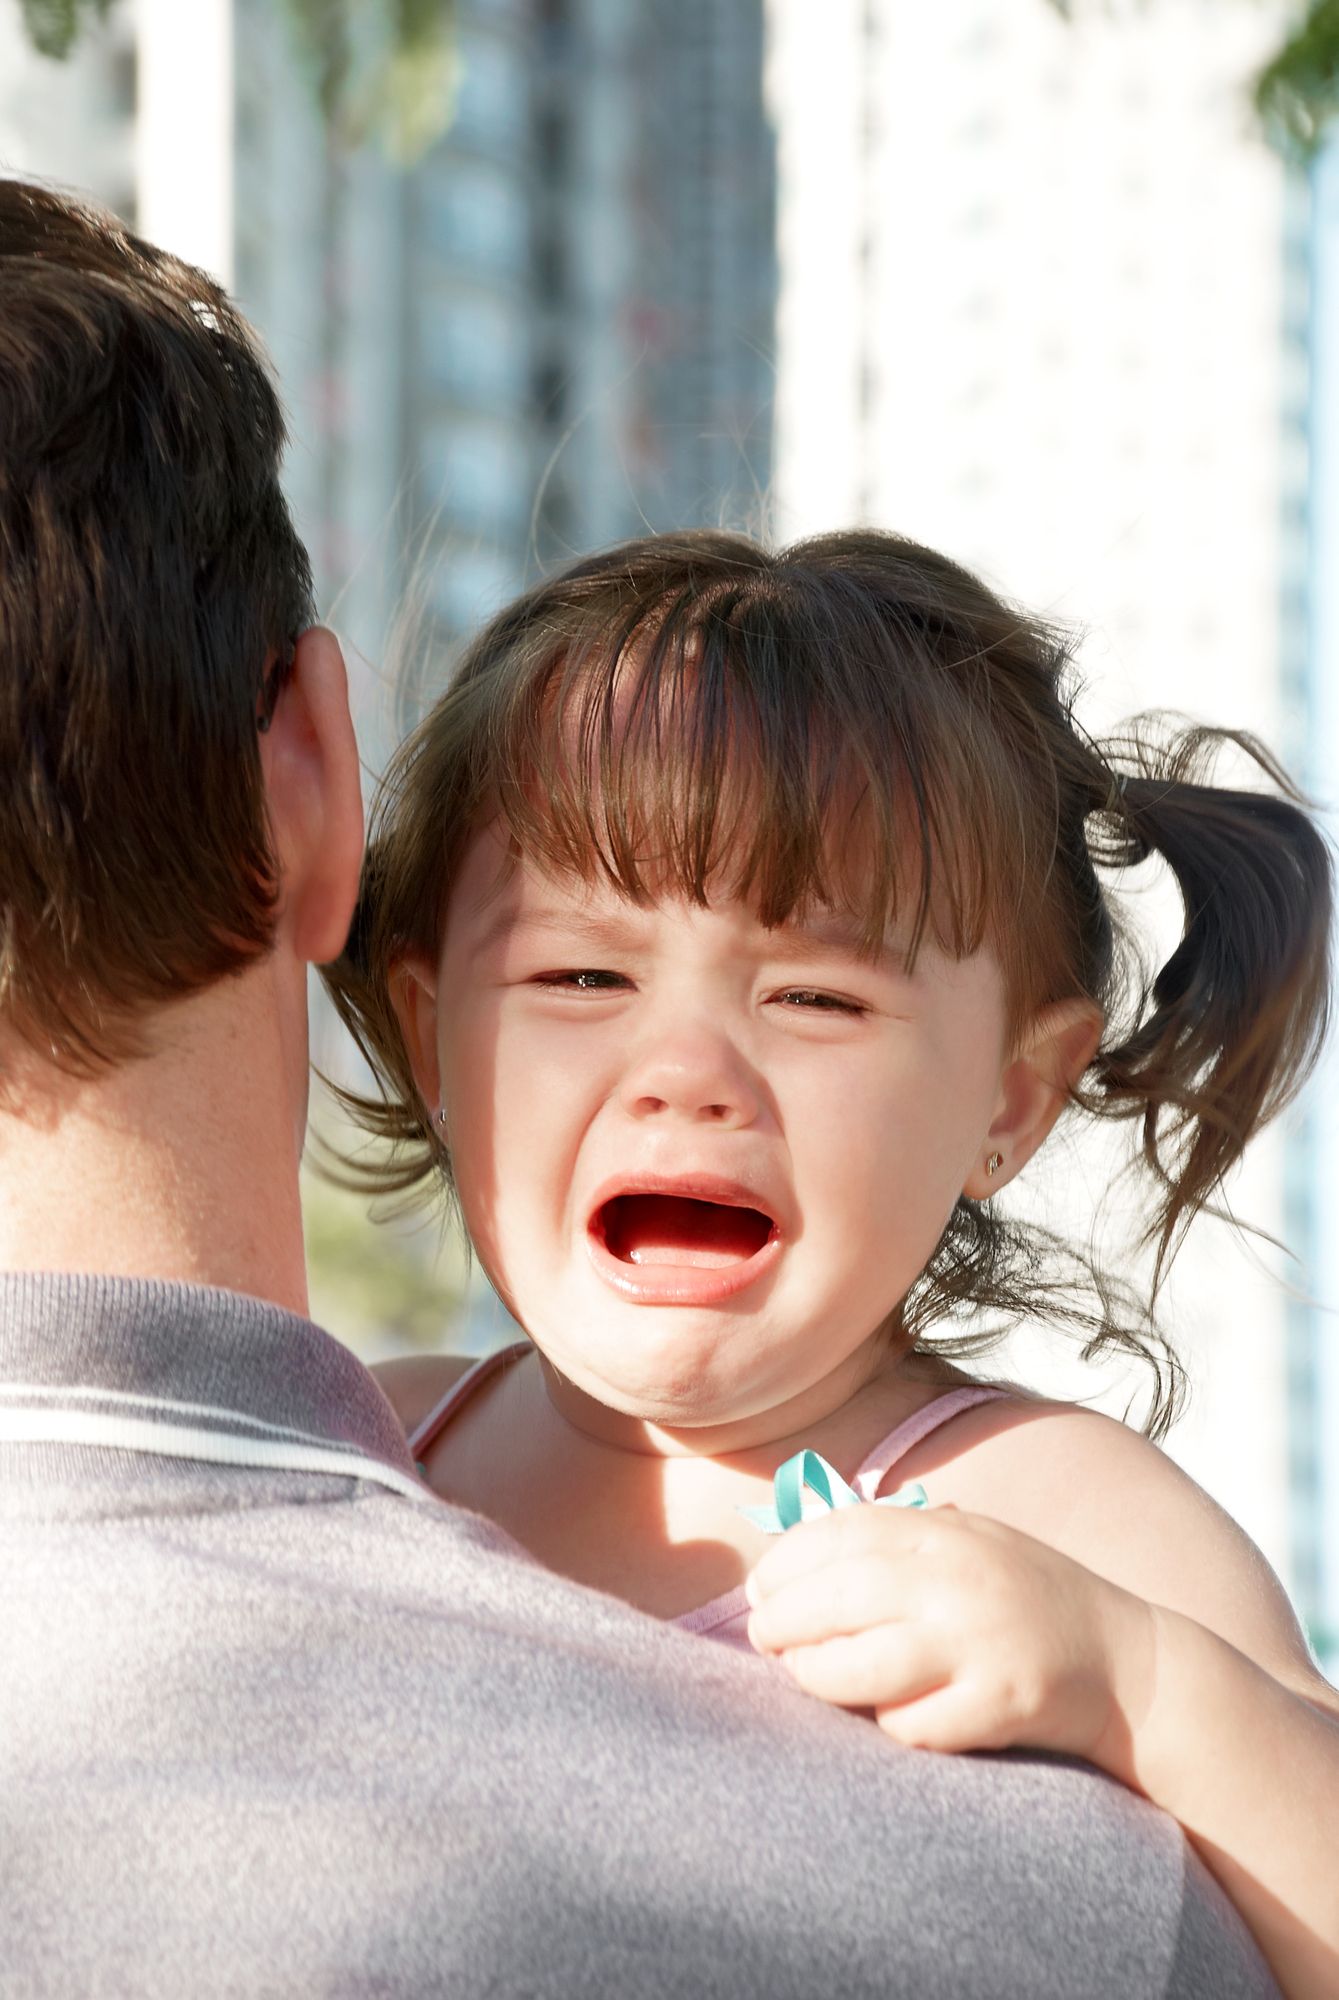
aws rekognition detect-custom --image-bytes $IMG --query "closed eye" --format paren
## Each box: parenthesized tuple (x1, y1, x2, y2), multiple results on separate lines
(532, 968, 633, 993)
(772, 988, 868, 1015)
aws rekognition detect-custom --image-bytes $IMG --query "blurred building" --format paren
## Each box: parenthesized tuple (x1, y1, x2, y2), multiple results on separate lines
(0, 0, 407, 767)
(1307, 137, 1339, 1671)
(410, 0, 776, 670)
(1, 0, 774, 726)
(0, 2, 138, 220)
(766, 0, 1326, 1638)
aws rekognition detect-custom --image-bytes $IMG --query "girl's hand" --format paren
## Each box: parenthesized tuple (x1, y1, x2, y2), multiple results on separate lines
(745, 1501, 1156, 1768)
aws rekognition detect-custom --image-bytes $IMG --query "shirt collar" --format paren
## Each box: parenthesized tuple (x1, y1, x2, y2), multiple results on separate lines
(0, 1271, 427, 1504)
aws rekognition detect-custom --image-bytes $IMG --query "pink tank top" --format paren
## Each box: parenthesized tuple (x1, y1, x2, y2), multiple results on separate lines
(407, 1342, 1011, 1654)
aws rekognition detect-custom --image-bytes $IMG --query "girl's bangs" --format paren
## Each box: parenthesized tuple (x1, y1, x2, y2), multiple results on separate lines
(485, 584, 1025, 971)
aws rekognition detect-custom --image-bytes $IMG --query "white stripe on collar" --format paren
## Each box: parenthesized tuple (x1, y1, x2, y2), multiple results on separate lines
(0, 1378, 353, 1447)
(0, 1405, 429, 1505)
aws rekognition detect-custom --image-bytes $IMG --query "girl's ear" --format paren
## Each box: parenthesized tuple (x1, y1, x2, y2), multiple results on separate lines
(963, 999, 1103, 1198)
(389, 952, 443, 1118)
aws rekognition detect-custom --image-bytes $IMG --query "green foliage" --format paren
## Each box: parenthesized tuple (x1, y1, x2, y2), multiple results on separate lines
(1306, 1621, 1339, 1678)
(1050, 0, 1339, 156)
(16, 0, 458, 162)
(18, 0, 113, 60)
(280, 0, 459, 162)
(15, 0, 1339, 161)
(1255, 0, 1339, 154)
(302, 1137, 464, 1361)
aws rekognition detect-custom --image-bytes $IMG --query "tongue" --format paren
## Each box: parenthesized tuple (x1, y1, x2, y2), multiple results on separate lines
(602, 1194, 772, 1269)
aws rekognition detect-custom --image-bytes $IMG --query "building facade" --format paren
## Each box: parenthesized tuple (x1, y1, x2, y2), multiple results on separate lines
(3, 0, 775, 736)
(408, 0, 775, 670)
(1304, 136, 1339, 1672)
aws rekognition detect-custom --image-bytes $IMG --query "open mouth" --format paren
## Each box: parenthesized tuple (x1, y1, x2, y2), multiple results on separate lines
(585, 1179, 782, 1305)
(595, 1193, 775, 1271)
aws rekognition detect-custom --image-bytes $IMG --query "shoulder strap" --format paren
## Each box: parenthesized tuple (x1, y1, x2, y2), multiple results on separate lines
(851, 1384, 1012, 1501)
(406, 1340, 531, 1459)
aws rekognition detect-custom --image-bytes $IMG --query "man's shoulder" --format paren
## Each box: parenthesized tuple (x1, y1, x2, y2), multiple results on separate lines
(0, 1452, 1272, 2000)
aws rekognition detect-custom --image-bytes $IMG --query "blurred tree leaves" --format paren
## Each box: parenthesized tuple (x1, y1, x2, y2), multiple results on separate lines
(18, 0, 113, 59)
(1044, 0, 1339, 155)
(302, 1144, 464, 1358)
(282, 0, 458, 161)
(1254, 0, 1339, 152)
(17, 0, 1339, 158)
(18, 0, 458, 161)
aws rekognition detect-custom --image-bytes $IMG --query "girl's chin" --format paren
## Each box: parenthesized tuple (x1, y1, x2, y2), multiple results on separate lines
(512, 1267, 841, 1432)
(529, 1327, 792, 1436)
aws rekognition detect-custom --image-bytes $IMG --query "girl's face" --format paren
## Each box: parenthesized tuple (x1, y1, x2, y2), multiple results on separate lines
(399, 821, 1087, 1449)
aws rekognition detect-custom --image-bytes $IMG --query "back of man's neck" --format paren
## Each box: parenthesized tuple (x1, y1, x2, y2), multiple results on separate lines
(0, 983, 310, 1317)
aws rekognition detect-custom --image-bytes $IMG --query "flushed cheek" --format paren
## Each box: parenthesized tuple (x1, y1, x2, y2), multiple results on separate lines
(453, 1048, 589, 1282)
(794, 1091, 969, 1272)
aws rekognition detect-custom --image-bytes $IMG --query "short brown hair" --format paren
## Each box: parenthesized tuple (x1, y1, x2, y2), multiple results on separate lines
(325, 529, 1331, 1434)
(0, 178, 313, 1070)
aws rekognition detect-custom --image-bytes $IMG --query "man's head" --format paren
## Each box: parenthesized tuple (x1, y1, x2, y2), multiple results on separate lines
(0, 177, 356, 1079)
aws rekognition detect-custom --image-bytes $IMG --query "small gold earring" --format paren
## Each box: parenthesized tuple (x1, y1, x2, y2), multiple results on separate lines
(985, 1151, 1003, 1178)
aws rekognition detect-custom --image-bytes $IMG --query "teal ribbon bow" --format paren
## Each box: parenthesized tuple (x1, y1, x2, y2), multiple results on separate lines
(739, 1448, 928, 1535)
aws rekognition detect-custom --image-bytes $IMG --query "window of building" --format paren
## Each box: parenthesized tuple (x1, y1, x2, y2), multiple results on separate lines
(424, 294, 530, 408)
(423, 418, 530, 533)
(428, 545, 523, 635)
(452, 33, 529, 151)
(109, 42, 136, 118)
(427, 163, 528, 277)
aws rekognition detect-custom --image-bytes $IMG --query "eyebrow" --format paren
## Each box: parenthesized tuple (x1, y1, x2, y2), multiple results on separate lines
(465, 905, 644, 961)
(467, 902, 906, 969)
(763, 915, 904, 964)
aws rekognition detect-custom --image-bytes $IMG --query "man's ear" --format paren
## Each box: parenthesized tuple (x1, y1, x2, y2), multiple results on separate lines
(962, 999, 1103, 1199)
(260, 626, 364, 965)
(389, 952, 443, 1118)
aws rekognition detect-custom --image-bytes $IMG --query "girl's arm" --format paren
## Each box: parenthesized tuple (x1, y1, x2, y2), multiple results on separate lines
(745, 1406, 1339, 2000)
(1107, 1603, 1338, 1998)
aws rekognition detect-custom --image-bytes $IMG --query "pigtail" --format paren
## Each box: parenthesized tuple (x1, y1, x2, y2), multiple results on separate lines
(1084, 723, 1332, 1288)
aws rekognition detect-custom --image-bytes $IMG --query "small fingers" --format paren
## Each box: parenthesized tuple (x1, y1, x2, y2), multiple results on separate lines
(747, 1553, 916, 1654)
(776, 1624, 950, 1712)
(779, 1636, 1030, 1754)
(874, 1680, 1017, 1754)
(748, 1500, 941, 1605)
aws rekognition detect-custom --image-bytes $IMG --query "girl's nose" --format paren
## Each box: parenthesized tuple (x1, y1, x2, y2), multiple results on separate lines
(618, 1029, 762, 1129)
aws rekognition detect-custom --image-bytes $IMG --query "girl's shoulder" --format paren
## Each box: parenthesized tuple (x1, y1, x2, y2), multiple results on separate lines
(372, 1350, 480, 1441)
(913, 1388, 1327, 1699)
(903, 1383, 1165, 1504)
(909, 1383, 1219, 1560)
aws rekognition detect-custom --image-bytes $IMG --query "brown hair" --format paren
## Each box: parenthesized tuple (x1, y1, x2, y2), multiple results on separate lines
(324, 529, 1332, 1434)
(0, 178, 313, 1071)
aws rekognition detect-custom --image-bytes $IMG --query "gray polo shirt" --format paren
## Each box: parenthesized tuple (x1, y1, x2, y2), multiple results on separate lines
(0, 1273, 1274, 1997)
